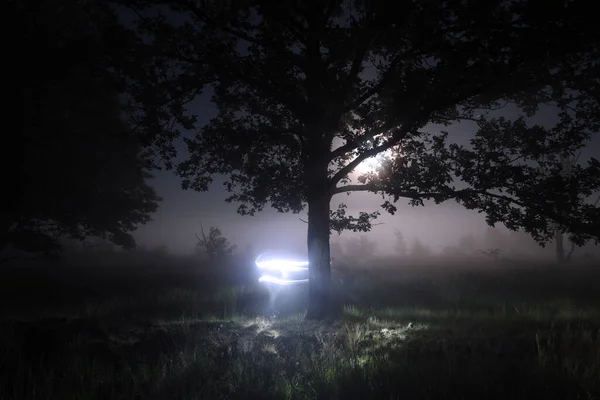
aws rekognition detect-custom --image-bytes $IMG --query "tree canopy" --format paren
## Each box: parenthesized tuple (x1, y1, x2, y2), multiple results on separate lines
(3, 0, 160, 257)
(115, 0, 600, 317)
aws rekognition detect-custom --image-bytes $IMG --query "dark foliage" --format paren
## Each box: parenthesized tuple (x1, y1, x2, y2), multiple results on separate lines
(3, 0, 160, 257)
(114, 0, 600, 317)
(195, 224, 237, 260)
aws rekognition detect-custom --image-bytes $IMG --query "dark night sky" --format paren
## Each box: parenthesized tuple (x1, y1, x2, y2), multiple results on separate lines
(116, 7, 599, 256)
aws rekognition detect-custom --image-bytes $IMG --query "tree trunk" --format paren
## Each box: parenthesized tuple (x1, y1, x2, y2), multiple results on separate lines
(555, 230, 565, 263)
(305, 192, 332, 320)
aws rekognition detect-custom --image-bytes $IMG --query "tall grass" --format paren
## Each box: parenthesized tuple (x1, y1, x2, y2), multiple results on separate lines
(0, 258, 599, 399)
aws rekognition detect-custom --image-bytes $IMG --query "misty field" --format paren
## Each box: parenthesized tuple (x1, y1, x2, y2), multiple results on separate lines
(0, 255, 599, 400)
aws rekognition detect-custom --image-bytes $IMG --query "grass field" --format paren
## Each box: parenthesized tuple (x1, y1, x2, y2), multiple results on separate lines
(0, 254, 599, 399)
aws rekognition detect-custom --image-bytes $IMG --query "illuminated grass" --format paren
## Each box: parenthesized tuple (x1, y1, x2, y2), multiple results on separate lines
(2, 310, 598, 399)
(1, 261, 599, 399)
(340, 302, 600, 324)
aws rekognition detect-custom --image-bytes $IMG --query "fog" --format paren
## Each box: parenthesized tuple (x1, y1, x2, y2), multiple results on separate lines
(130, 95, 599, 259)
(128, 167, 599, 261)
(134, 178, 489, 256)
(107, 4, 600, 261)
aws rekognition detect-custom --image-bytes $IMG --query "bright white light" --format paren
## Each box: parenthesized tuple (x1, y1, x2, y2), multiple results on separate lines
(255, 258, 309, 272)
(258, 275, 308, 285)
(352, 147, 396, 176)
(355, 157, 380, 174)
(255, 253, 309, 286)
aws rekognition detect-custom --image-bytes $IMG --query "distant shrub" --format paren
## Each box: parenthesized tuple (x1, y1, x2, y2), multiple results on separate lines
(195, 224, 237, 261)
(410, 238, 431, 258)
(480, 248, 502, 260)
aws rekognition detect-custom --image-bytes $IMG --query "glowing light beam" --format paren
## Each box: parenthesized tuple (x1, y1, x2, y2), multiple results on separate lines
(258, 275, 309, 285)
(255, 254, 309, 286)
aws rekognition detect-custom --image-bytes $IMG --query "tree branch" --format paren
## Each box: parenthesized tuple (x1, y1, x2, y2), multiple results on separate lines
(186, 3, 264, 47)
(301, 213, 383, 226)
(330, 184, 589, 237)
(194, 222, 208, 248)
(341, 16, 516, 115)
(183, 1, 306, 70)
(125, 5, 207, 66)
(566, 241, 576, 261)
(341, 32, 453, 113)
(342, 10, 378, 98)
(329, 120, 399, 161)
(331, 184, 466, 201)
(342, 58, 400, 113)
(331, 72, 498, 184)
(331, 183, 380, 195)
(329, 127, 411, 186)
(322, 0, 339, 27)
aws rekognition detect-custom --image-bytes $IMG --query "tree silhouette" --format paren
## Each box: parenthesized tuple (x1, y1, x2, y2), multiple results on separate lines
(393, 229, 408, 257)
(118, 1, 600, 318)
(542, 154, 598, 263)
(329, 240, 344, 261)
(344, 235, 377, 263)
(194, 224, 237, 261)
(3, 0, 160, 258)
(410, 238, 432, 258)
(457, 234, 479, 256)
(483, 227, 509, 252)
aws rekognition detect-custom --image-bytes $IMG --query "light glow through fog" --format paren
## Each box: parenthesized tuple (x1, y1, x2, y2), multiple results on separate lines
(355, 156, 380, 174)
(255, 254, 309, 286)
(352, 146, 396, 175)
(255, 258, 309, 271)
(258, 275, 308, 285)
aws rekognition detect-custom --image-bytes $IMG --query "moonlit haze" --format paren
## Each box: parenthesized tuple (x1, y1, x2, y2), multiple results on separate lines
(104, 5, 599, 260)
(10, 2, 600, 397)
(132, 92, 599, 257)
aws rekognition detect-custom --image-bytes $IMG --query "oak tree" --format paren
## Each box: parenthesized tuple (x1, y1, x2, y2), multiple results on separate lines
(118, 0, 600, 318)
